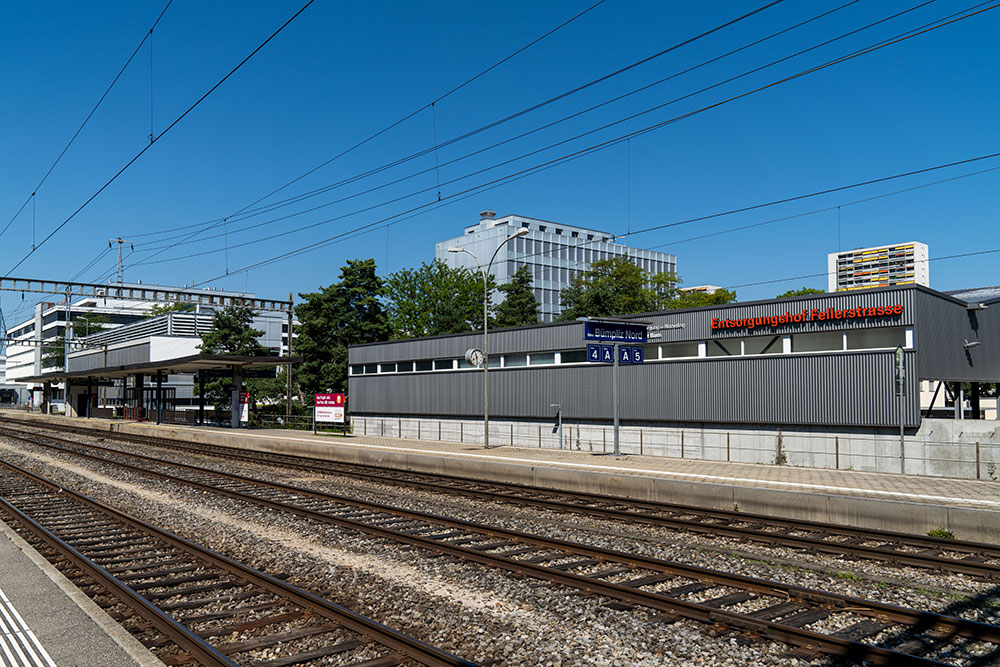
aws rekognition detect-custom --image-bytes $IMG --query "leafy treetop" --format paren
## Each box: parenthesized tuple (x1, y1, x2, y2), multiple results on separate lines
(384, 259, 496, 338)
(556, 257, 736, 321)
(198, 304, 268, 356)
(776, 287, 826, 299)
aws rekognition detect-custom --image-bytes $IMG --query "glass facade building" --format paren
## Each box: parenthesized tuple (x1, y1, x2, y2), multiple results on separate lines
(436, 212, 678, 322)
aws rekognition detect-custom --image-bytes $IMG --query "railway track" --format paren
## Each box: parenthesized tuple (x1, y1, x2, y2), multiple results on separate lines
(3, 417, 999, 582)
(0, 459, 477, 667)
(2, 424, 998, 665)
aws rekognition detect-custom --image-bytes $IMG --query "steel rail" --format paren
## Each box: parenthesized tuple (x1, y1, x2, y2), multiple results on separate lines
(0, 491, 239, 666)
(4, 418, 999, 579)
(0, 458, 479, 667)
(6, 427, 996, 665)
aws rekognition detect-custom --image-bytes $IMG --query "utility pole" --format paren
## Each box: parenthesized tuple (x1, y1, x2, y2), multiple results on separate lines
(895, 345, 905, 474)
(108, 237, 134, 284)
(286, 292, 293, 420)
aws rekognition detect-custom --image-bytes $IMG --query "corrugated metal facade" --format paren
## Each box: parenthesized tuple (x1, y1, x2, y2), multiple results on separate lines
(349, 350, 918, 427)
(913, 290, 1000, 382)
(349, 286, 997, 428)
(68, 343, 150, 372)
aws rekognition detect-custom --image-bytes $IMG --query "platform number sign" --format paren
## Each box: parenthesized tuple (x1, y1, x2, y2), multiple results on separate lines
(587, 344, 614, 363)
(587, 343, 644, 364)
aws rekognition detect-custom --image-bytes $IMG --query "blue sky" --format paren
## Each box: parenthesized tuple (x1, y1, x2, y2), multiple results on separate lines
(1, 0, 998, 325)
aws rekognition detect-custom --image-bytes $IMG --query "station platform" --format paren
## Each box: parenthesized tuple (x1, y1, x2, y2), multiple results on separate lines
(0, 516, 162, 666)
(4, 411, 1000, 544)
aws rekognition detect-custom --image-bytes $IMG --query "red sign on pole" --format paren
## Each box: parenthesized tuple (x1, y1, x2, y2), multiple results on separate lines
(315, 393, 346, 423)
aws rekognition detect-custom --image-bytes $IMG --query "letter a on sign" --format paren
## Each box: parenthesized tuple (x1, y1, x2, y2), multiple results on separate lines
(601, 345, 614, 363)
(620, 347, 632, 363)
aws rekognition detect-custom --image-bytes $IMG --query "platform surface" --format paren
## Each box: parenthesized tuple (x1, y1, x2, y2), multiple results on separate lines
(173, 424, 1000, 510)
(0, 518, 161, 667)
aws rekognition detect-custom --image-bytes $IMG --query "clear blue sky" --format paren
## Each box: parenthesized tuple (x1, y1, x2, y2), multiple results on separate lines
(1, 0, 998, 325)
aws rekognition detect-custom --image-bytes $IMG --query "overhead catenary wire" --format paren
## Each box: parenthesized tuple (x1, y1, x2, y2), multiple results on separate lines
(190, 143, 1000, 287)
(3, 0, 317, 278)
(127, 0, 950, 259)
(127, 0, 797, 245)
(213, 0, 763, 226)
(131, 2, 998, 275)
(724, 247, 1000, 291)
(648, 165, 1000, 251)
(0, 0, 173, 242)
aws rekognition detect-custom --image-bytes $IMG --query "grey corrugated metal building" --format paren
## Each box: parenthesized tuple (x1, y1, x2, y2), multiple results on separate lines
(348, 285, 1000, 477)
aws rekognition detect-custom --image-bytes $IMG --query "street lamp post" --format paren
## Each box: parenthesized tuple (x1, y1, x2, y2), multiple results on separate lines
(449, 227, 528, 449)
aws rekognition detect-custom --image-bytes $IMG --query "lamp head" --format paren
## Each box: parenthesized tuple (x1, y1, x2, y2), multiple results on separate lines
(511, 228, 529, 239)
(447, 246, 462, 253)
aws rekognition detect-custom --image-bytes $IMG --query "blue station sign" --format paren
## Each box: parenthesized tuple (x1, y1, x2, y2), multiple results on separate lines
(583, 320, 648, 343)
(587, 343, 644, 364)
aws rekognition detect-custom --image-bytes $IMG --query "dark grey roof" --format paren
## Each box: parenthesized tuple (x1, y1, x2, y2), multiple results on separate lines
(943, 286, 1000, 305)
(20, 354, 300, 383)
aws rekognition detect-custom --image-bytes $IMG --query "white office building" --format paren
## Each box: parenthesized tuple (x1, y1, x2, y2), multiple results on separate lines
(828, 242, 929, 292)
(3, 283, 291, 411)
(436, 211, 678, 322)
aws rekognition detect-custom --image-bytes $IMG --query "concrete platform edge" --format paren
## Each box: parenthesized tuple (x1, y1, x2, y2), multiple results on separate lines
(0, 517, 166, 667)
(10, 413, 1000, 544)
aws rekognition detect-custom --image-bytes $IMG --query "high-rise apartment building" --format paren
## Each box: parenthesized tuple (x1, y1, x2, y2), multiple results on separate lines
(436, 211, 678, 322)
(827, 242, 929, 292)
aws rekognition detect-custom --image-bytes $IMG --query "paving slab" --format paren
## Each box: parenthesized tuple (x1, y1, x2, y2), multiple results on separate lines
(0, 517, 162, 667)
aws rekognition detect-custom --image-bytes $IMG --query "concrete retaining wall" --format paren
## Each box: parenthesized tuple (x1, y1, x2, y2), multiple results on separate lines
(354, 415, 1000, 480)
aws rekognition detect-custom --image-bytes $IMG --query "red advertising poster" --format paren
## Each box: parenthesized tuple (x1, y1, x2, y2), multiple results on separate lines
(315, 393, 346, 423)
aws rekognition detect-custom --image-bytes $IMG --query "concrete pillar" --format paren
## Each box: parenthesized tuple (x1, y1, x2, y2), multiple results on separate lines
(135, 374, 145, 420)
(155, 373, 163, 425)
(198, 375, 205, 425)
(42, 383, 50, 415)
(231, 366, 243, 429)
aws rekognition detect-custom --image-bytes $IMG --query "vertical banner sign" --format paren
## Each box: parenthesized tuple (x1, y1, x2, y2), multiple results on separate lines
(315, 393, 346, 423)
(239, 392, 250, 423)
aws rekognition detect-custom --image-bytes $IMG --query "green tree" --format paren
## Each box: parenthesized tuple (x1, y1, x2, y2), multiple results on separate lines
(41, 313, 111, 368)
(557, 257, 658, 321)
(495, 265, 540, 328)
(41, 330, 67, 369)
(198, 304, 268, 356)
(296, 259, 390, 398)
(384, 259, 495, 337)
(148, 302, 196, 317)
(776, 287, 825, 299)
(556, 258, 736, 320)
(198, 304, 269, 414)
(670, 288, 738, 309)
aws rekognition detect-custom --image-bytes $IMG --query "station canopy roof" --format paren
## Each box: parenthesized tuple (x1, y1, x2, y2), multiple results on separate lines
(20, 354, 300, 384)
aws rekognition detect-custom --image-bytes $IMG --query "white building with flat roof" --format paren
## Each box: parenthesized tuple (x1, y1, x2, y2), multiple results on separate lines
(3, 283, 291, 411)
(436, 211, 678, 322)
(828, 242, 929, 292)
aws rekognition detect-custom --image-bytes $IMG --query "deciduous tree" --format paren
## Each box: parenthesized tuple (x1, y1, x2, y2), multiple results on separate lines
(198, 304, 268, 414)
(384, 259, 495, 337)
